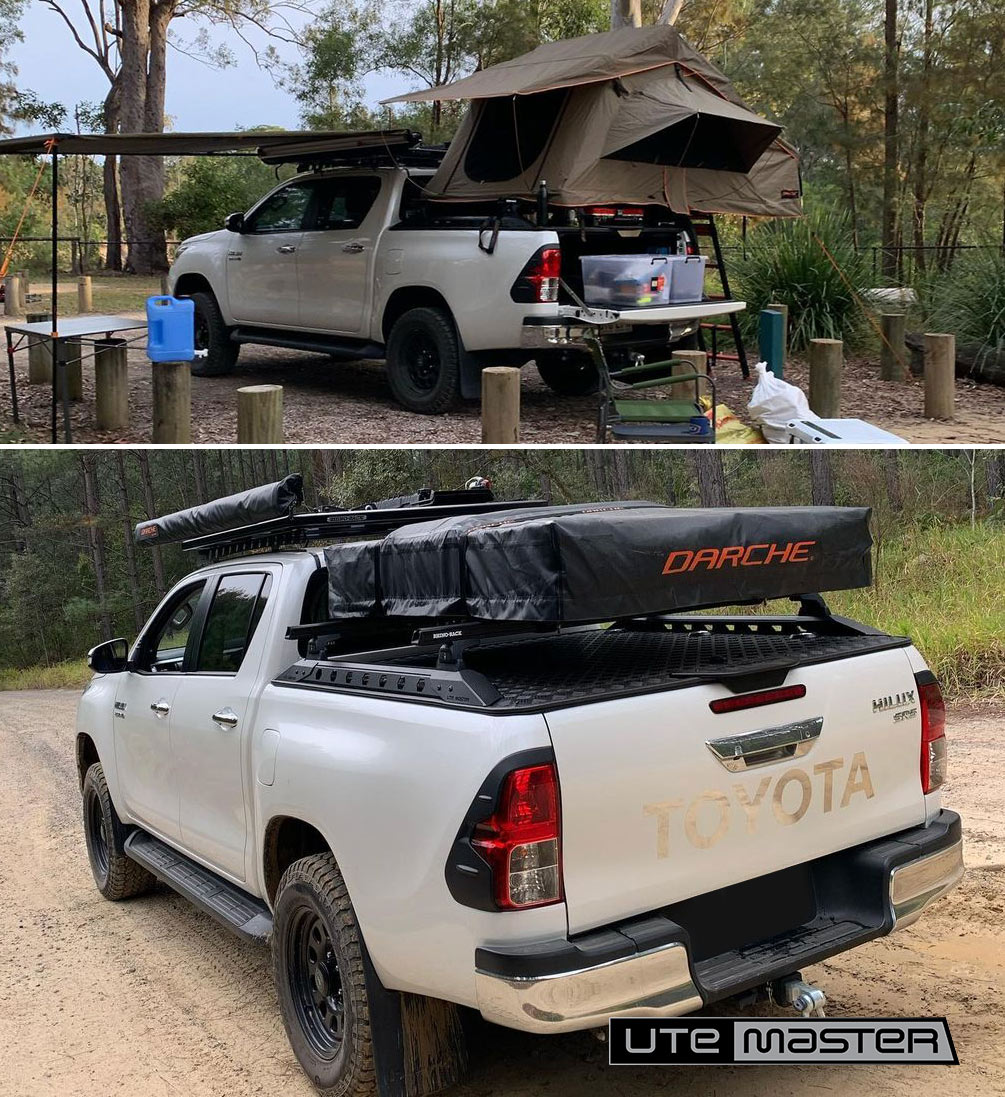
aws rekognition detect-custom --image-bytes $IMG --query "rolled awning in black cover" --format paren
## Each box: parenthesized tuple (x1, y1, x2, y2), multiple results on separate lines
(135, 475, 304, 545)
(324, 503, 872, 622)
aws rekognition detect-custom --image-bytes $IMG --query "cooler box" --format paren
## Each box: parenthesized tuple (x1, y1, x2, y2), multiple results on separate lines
(667, 254, 707, 303)
(581, 255, 671, 308)
(146, 296, 195, 362)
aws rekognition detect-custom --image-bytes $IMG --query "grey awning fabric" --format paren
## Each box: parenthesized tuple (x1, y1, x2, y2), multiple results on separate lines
(0, 129, 418, 160)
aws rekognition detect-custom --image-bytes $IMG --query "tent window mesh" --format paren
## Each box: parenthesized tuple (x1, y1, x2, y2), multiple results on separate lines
(463, 89, 567, 182)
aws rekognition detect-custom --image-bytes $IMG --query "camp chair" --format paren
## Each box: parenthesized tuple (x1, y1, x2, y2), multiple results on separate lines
(587, 335, 717, 444)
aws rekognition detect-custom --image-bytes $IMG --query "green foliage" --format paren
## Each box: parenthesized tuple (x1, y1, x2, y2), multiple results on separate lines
(734, 207, 871, 350)
(150, 155, 292, 240)
(915, 241, 1005, 356)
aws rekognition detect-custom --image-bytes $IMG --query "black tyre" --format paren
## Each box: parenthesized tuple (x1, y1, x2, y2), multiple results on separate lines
(189, 290, 239, 376)
(82, 762, 156, 901)
(385, 307, 461, 414)
(273, 853, 377, 1097)
(534, 350, 600, 396)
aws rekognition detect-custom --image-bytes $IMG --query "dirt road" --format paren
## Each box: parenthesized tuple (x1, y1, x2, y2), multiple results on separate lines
(1, 690, 1002, 1097)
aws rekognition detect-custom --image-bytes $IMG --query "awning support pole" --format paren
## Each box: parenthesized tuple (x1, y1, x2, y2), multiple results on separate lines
(50, 144, 59, 443)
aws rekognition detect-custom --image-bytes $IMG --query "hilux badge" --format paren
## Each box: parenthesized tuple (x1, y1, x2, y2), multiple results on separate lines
(872, 690, 915, 713)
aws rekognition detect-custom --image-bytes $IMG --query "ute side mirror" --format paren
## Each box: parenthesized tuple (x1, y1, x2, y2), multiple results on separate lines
(87, 638, 129, 674)
(224, 211, 245, 233)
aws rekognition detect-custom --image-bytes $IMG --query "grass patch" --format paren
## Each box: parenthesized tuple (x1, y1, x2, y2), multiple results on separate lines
(827, 522, 1005, 700)
(0, 658, 91, 691)
(23, 272, 163, 316)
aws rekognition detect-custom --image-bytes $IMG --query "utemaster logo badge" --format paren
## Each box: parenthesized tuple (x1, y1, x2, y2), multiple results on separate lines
(609, 1018, 958, 1066)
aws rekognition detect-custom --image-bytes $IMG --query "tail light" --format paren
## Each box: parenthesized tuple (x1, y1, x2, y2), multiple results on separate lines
(471, 763, 562, 909)
(917, 672, 947, 793)
(511, 246, 561, 303)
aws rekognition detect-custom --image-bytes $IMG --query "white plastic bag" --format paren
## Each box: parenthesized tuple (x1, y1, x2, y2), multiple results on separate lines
(747, 362, 815, 444)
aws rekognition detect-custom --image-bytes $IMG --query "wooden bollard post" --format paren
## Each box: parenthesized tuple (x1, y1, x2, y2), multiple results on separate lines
(56, 337, 84, 401)
(481, 367, 520, 444)
(77, 275, 93, 313)
(670, 348, 707, 399)
(16, 271, 28, 310)
(159, 273, 170, 295)
(808, 338, 843, 417)
(880, 313, 906, 381)
(3, 275, 22, 319)
(26, 310, 52, 385)
(766, 302, 789, 371)
(237, 384, 283, 443)
(923, 333, 955, 420)
(152, 361, 191, 443)
(94, 338, 129, 430)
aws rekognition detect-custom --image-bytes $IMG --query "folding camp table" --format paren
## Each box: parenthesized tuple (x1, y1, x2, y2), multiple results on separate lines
(786, 418, 908, 445)
(5, 314, 147, 443)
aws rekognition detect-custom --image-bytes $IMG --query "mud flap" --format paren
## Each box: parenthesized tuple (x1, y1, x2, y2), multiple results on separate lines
(362, 948, 468, 1097)
(458, 346, 483, 401)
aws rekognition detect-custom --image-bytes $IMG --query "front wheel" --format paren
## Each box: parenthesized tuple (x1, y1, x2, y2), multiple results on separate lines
(189, 290, 239, 377)
(533, 350, 600, 396)
(273, 854, 377, 1097)
(82, 763, 156, 901)
(385, 307, 461, 414)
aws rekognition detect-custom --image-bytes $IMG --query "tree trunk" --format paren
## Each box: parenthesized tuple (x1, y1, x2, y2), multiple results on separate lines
(140, 0, 174, 272)
(884, 451, 903, 512)
(912, 0, 933, 273)
(80, 454, 114, 642)
(135, 450, 166, 595)
(610, 0, 642, 27)
(119, 0, 153, 274)
(692, 451, 729, 507)
(115, 450, 146, 634)
(986, 452, 1005, 508)
(809, 451, 835, 506)
(102, 85, 123, 272)
(191, 450, 207, 503)
(881, 0, 899, 280)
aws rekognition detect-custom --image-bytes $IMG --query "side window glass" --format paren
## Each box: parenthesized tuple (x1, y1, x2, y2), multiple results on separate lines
(246, 183, 313, 233)
(196, 574, 272, 674)
(314, 178, 381, 231)
(148, 582, 206, 672)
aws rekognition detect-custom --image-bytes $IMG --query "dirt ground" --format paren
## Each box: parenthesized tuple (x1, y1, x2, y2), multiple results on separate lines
(0, 689, 1002, 1097)
(2, 317, 1004, 444)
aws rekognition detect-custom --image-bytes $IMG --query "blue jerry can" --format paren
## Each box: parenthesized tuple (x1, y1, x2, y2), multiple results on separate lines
(146, 296, 195, 362)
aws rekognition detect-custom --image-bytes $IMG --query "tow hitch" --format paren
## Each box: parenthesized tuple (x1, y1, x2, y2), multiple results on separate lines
(773, 973, 827, 1017)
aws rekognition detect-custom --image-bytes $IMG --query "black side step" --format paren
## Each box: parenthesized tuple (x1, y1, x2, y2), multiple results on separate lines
(230, 326, 384, 360)
(124, 830, 273, 943)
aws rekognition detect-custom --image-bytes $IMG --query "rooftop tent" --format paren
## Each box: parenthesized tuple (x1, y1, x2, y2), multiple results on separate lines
(324, 503, 873, 622)
(382, 26, 800, 217)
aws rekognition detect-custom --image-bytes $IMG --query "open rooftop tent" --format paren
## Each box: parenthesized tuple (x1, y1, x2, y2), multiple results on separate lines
(382, 25, 801, 217)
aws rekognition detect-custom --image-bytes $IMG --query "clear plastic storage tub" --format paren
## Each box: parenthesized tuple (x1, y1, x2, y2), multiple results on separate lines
(667, 254, 707, 303)
(581, 255, 672, 308)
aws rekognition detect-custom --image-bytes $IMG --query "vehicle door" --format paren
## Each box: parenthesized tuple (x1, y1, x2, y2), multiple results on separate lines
(113, 579, 208, 840)
(226, 179, 316, 326)
(295, 174, 384, 333)
(169, 569, 276, 881)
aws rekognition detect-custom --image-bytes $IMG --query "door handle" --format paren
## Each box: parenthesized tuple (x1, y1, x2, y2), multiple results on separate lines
(150, 700, 170, 717)
(342, 242, 365, 253)
(276, 244, 297, 254)
(212, 708, 240, 729)
(706, 717, 823, 772)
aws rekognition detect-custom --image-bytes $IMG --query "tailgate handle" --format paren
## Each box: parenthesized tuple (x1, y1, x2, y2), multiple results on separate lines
(706, 716, 823, 772)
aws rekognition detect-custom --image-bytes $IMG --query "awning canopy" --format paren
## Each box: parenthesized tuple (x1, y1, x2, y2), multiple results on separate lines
(0, 129, 420, 162)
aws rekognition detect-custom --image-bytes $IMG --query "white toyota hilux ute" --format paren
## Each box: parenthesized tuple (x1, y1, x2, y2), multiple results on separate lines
(76, 491, 964, 1097)
(167, 165, 745, 413)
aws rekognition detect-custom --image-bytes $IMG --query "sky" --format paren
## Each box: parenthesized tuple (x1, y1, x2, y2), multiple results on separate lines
(11, 2, 408, 134)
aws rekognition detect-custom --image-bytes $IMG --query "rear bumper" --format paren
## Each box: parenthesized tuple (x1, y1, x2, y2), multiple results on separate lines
(474, 809, 962, 1034)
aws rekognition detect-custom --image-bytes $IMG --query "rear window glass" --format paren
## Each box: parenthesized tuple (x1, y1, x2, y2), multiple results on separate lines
(197, 573, 272, 673)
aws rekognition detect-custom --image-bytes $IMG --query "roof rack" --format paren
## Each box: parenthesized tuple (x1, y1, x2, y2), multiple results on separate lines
(183, 488, 544, 561)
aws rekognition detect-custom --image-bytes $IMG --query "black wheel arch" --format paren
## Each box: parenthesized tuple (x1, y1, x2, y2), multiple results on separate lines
(381, 286, 456, 344)
(76, 732, 100, 791)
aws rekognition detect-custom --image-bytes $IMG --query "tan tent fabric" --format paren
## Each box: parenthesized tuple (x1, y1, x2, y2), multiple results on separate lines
(386, 26, 800, 217)
(382, 25, 717, 103)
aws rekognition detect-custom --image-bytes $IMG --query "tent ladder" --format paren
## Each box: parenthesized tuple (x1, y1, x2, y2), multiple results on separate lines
(689, 213, 750, 380)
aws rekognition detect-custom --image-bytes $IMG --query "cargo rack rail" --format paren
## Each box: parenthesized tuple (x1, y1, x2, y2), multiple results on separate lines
(182, 488, 546, 561)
